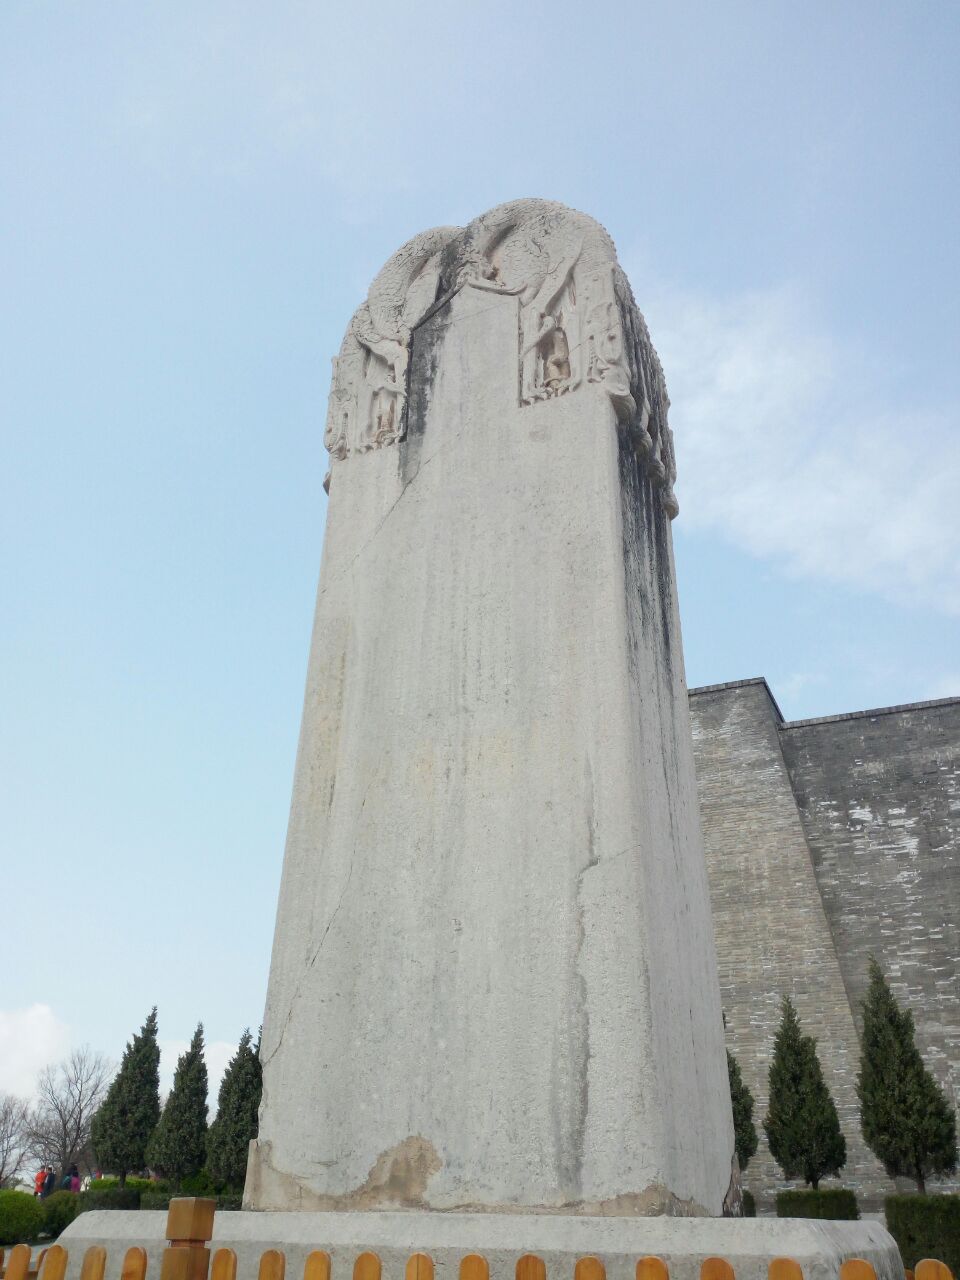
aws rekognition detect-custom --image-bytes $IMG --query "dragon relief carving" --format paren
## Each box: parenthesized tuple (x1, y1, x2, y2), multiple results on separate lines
(322, 202, 679, 518)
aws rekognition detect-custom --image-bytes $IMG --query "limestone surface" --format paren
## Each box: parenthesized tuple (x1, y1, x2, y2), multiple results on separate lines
(247, 200, 734, 1215)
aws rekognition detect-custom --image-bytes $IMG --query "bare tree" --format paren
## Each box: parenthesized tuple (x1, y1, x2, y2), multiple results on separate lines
(0, 1093, 30, 1188)
(27, 1048, 111, 1178)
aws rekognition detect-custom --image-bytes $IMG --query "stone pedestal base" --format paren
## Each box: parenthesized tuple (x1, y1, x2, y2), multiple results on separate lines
(61, 1210, 903, 1280)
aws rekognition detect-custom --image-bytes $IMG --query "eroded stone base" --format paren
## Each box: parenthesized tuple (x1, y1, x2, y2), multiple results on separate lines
(60, 1209, 903, 1280)
(244, 1139, 708, 1217)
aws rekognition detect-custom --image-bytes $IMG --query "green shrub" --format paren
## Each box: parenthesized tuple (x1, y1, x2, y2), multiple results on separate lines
(0, 1190, 46, 1246)
(139, 1190, 171, 1210)
(77, 1186, 140, 1212)
(42, 1191, 80, 1238)
(83, 1177, 155, 1192)
(179, 1168, 216, 1196)
(140, 1189, 240, 1212)
(742, 1189, 756, 1217)
(776, 1188, 859, 1219)
(886, 1194, 960, 1276)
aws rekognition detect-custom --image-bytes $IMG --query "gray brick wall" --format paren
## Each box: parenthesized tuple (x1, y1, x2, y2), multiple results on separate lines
(688, 680, 894, 1210)
(780, 697, 960, 1193)
(689, 679, 960, 1209)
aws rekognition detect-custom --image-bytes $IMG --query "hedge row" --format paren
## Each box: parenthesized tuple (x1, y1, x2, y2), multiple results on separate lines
(886, 1195, 960, 1277)
(775, 1188, 860, 1219)
(140, 1190, 242, 1211)
(40, 1192, 80, 1238)
(0, 1191, 45, 1246)
(0, 1181, 246, 1249)
(78, 1186, 140, 1212)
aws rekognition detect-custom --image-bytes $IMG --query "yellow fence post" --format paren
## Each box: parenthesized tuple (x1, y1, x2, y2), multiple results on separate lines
(459, 1255, 489, 1280)
(405, 1255, 434, 1280)
(38, 1246, 68, 1280)
(353, 1253, 382, 1280)
(257, 1251, 285, 1280)
(161, 1198, 217, 1280)
(769, 1260, 803, 1280)
(210, 1250, 238, 1280)
(701, 1259, 736, 1280)
(575, 1258, 606, 1280)
(916, 1262, 954, 1280)
(79, 1246, 107, 1280)
(516, 1255, 546, 1280)
(303, 1253, 331, 1280)
(637, 1257, 670, 1280)
(839, 1261, 877, 1280)
(5, 1245, 32, 1280)
(121, 1249, 149, 1280)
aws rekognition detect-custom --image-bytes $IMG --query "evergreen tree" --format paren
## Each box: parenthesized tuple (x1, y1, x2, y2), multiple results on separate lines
(147, 1023, 208, 1187)
(763, 996, 846, 1189)
(206, 1028, 262, 1189)
(91, 1007, 161, 1186)
(727, 1049, 758, 1172)
(857, 957, 957, 1193)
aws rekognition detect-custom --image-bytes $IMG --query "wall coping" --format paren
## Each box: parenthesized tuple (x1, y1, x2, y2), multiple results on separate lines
(688, 676, 960, 731)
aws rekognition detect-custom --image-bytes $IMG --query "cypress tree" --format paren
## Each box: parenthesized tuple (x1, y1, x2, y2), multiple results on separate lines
(147, 1023, 208, 1187)
(91, 1007, 161, 1186)
(206, 1029, 263, 1189)
(857, 957, 957, 1193)
(727, 1048, 758, 1172)
(763, 996, 846, 1189)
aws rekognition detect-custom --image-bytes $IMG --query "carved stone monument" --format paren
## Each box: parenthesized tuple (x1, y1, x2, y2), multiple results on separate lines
(247, 198, 729, 1214)
(62, 199, 903, 1279)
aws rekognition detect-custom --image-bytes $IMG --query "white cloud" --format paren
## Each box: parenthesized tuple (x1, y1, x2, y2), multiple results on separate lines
(0, 1005, 70, 1100)
(636, 278, 960, 615)
(159, 1038, 236, 1111)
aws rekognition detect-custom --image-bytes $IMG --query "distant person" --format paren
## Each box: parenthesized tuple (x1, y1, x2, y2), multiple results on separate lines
(41, 1165, 56, 1198)
(69, 1164, 81, 1193)
(34, 1166, 46, 1197)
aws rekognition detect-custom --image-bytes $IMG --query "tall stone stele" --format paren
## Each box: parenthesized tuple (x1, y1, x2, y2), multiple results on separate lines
(246, 199, 736, 1216)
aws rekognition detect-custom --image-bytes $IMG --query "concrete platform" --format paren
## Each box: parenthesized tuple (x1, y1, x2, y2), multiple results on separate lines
(60, 1210, 904, 1280)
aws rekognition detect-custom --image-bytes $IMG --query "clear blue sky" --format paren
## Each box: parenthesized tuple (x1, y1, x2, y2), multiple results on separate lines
(2, 1, 958, 1098)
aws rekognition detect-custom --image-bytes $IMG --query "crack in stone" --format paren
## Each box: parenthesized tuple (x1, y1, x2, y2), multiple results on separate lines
(262, 771, 376, 1067)
(317, 429, 462, 606)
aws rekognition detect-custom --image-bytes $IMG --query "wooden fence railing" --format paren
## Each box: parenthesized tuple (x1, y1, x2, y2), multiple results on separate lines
(1, 1199, 955, 1280)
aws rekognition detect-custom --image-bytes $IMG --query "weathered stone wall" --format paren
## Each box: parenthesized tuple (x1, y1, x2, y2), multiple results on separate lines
(690, 679, 960, 1210)
(688, 680, 892, 1209)
(781, 698, 960, 1169)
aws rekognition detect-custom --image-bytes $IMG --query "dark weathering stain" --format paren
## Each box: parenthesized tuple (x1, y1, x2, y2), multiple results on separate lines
(617, 427, 674, 681)
(398, 291, 454, 488)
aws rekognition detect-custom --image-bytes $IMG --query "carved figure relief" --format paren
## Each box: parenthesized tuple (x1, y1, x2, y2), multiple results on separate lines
(322, 201, 680, 519)
(323, 356, 354, 462)
(519, 247, 582, 405)
(354, 311, 408, 452)
(582, 265, 637, 424)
